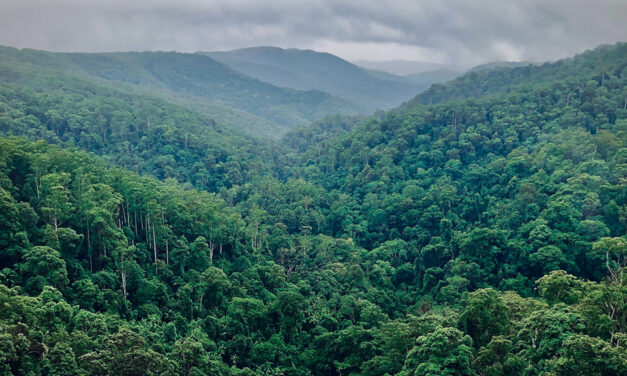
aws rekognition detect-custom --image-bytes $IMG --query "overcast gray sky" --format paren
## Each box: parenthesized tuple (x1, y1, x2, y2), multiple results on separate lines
(0, 0, 625, 67)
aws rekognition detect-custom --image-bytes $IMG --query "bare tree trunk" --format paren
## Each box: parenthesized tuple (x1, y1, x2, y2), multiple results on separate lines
(152, 221, 157, 262)
(121, 269, 127, 297)
(86, 226, 92, 272)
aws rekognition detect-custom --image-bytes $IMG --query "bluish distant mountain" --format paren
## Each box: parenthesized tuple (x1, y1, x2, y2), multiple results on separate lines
(203, 47, 426, 111)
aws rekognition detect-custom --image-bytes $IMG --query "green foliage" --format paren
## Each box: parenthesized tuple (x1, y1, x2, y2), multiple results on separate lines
(0, 69, 279, 192)
(0, 42, 626, 375)
(400, 326, 474, 376)
(0, 46, 359, 137)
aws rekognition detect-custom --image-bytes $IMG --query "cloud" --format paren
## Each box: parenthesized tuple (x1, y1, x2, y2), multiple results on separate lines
(0, 0, 625, 67)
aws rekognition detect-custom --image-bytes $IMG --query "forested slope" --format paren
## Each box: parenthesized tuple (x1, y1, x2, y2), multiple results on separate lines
(0, 42, 625, 376)
(405, 43, 627, 107)
(0, 46, 359, 137)
(204, 47, 423, 111)
(0, 64, 284, 191)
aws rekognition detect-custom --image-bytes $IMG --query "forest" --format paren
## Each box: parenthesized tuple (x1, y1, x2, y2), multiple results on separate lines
(0, 42, 625, 375)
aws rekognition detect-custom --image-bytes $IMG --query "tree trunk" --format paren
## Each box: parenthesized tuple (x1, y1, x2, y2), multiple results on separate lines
(152, 221, 157, 262)
(121, 269, 127, 297)
(86, 226, 92, 272)
(165, 239, 169, 265)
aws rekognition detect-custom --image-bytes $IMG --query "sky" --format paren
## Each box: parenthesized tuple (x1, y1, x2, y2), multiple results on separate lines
(0, 0, 626, 69)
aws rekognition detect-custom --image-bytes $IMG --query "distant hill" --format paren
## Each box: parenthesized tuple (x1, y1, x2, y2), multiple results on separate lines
(468, 61, 534, 72)
(0, 46, 360, 137)
(202, 47, 424, 111)
(403, 69, 462, 86)
(403, 42, 627, 108)
(359, 68, 411, 84)
(354, 59, 461, 76)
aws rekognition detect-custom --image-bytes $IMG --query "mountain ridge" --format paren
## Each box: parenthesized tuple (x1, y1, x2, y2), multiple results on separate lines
(202, 46, 426, 111)
(0, 45, 360, 137)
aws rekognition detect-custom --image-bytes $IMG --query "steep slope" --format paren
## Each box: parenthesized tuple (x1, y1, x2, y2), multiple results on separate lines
(404, 42, 627, 107)
(0, 46, 359, 137)
(0, 62, 282, 191)
(286, 40, 626, 256)
(203, 47, 423, 111)
(281, 114, 366, 154)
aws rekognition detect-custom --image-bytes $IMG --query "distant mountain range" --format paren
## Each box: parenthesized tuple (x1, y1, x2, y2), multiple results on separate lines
(0, 44, 538, 138)
(0, 46, 468, 137)
(354, 59, 538, 77)
(202, 47, 428, 112)
(353, 59, 463, 76)
(403, 69, 463, 86)
(0, 46, 361, 137)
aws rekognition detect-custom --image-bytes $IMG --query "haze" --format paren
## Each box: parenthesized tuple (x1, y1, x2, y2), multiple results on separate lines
(1, 0, 626, 68)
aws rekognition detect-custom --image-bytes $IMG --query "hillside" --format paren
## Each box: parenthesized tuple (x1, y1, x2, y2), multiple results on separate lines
(203, 47, 423, 111)
(404, 42, 627, 107)
(467, 61, 534, 72)
(0, 62, 282, 191)
(0, 46, 360, 137)
(0, 42, 625, 376)
(403, 68, 462, 86)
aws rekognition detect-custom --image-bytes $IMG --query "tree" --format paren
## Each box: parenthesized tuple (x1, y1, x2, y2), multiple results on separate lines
(189, 237, 210, 272)
(198, 266, 231, 309)
(471, 336, 512, 376)
(460, 288, 508, 348)
(19, 246, 69, 293)
(536, 270, 583, 305)
(547, 334, 627, 376)
(79, 328, 171, 376)
(528, 246, 567, 276)
(401, 326, 475, 376)
(593, 237, 627, 284)
(0, 187, 22, 265)
(271, 288, 305, 342)
(40, 173, 73, 231)
(227, 298, 266, 336)
(48, 342, 78, 376)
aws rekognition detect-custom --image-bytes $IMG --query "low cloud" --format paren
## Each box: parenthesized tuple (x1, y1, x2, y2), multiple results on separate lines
(1, 0, 625, 67)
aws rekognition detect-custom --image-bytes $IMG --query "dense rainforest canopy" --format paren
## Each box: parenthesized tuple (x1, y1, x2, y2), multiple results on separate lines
(0, 42, 626, 375)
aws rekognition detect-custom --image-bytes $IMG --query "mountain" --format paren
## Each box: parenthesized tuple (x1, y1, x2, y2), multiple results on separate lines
(356, 67, 412, 83)
(0, 46, 359, 137)
(403, 42, 627, 107)
(468, 60, 534, 72)
(354, 59, 461, 75)
(403, 68, 462, 86)
(202, 47, 424, 111)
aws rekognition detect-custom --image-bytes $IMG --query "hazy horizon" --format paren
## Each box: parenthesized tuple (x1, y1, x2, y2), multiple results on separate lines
(1, 0, 626, 68)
